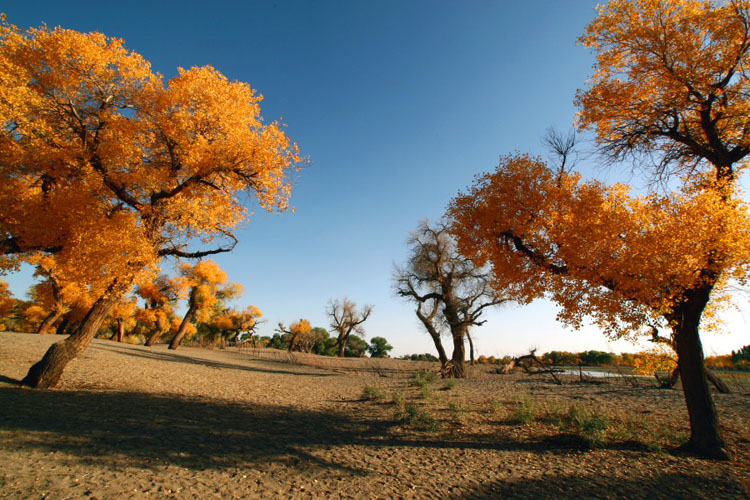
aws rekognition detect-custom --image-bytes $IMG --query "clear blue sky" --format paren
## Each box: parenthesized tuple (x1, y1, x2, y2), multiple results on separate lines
(3, 1, 747, 356)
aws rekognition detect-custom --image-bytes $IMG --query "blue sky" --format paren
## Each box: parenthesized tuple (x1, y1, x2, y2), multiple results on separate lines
(3, 1, 747, 356)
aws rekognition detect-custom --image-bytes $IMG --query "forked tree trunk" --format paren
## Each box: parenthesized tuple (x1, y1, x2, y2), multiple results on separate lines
(287, 332, 300, 353)
(22, 293, 120, 388)
(37, 309, 63, 335)
(671, 291, 730, 460)
(169, 299, 197, 350)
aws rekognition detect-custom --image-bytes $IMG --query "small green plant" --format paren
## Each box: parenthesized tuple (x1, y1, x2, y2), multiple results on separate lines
(391, 390, 406, 407)
(360, 385, 385, 401)
(412, 370, 438, 388)
(558, 404, 610, 445)
(490, 398, 504, 414)
(420, 386, 433, 400)
(448, 401, 471, 421)
(401, 402, 441, 431)
(442, 379, 457, 390)
(514, 395, 536, 425)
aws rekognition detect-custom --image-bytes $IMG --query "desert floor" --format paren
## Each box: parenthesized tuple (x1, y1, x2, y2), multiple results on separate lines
(0, 332, 748, 499)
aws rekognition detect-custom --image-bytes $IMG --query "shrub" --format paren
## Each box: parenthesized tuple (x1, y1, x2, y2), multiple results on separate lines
(514, 395, 535, 425)
(442, 379, 457, 390)
(360, 385, 385, 401)
(411, 369, 438, 388)
(401, 403, 441, 431)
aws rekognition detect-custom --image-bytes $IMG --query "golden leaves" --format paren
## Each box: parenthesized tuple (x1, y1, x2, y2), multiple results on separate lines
(448, 153, 750, 337)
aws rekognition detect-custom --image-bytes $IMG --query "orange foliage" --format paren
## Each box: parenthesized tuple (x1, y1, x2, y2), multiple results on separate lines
(0, 20, 301, 301)
(448, 154, 750, 338)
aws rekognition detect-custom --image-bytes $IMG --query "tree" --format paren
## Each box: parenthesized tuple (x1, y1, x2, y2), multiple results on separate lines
(394, 220, 509, 378)
(169, 260, 242, 350)
(310, 327, 338, 356)
(135, 275, 180, 347)
(275, 319, 312, 353)
(367, 336, 393, 358)
(107, 295, 138, 342)
(344, 334, 368, 357)
(205, 304, 262, 346)
(0, 22, 301, 387)
(448, 153, 750, 459)
(327, 298, 373, 357)
(573, 0, 750, 459)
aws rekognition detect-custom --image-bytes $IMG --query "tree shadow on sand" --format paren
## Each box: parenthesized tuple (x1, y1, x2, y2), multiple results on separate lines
(88, 342, 335, 378)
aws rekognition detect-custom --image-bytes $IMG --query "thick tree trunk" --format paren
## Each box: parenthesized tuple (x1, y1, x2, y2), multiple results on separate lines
(447, 328, 466, 378)
(37, 309, 63, 335)
(22, 294, 119, 388)
(672, 297, 730, 460)
(288, 332, 300, 353)
(169, 302, 197, 350)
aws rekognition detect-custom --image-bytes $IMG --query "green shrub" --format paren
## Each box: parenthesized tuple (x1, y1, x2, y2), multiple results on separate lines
(412, 370, 438, 388)
(448, 401, 471, 421)
(514, 395, 536, 425)
(360, 385, 385, 401)
(401, 403, 441, 431)
(420, 386, 433, 400)
(559, 405, 610, 445)
(442, 379, 457, 390)
(391, 390, 406, 407)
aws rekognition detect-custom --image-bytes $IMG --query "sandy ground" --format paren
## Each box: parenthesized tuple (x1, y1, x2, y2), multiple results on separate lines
(0, 332, 748, 500)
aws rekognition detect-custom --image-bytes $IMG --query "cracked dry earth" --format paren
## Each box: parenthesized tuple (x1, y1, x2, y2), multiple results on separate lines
(0, 332, 748, 499)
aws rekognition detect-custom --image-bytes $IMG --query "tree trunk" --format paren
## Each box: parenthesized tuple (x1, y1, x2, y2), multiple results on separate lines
(415, 309, 449, 374)
(672, 297, 730, 460)
(37, 309, 63, 335)
(169, 301, 197, 350)
(336, 332, 348, 357)
(115, 318, 125, 342)
(21, 293, 119, 388)
(288, 332, 300, 353)
(144, 330, 160, 347)
(447, 328, 466, 378)
(466, 332, 475, 366)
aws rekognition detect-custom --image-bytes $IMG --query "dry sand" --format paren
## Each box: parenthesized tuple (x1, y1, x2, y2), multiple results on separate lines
(0, 332, 748, 499)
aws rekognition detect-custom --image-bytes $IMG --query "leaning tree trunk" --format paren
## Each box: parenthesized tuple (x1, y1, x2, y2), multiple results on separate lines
(169, 299, 198, 350)
(671, 292, 730, 460)
(287, 332, 300, 353)
(37, 309, 64, 335)
(416, 309, 449, 375)
(22, 293, 120, 388)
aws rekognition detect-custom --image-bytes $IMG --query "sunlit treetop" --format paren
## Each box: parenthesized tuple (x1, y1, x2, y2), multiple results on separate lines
(0, 20, 302, 291)
(448, 153, 750, 338)
(576, 0, 750, 180)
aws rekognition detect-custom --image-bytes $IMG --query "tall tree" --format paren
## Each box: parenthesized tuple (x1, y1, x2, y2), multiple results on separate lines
(327, 298, 373, 357)
(394, 221, 509, 378)
(573, 0, 750, 458)
(0, 279, 16, 331)
(169, 260, 242, 350)
(208, 305, 262, 345)
(108, 295, 138, 342)
(0, 22, 301, 387)
(448, 154, 750, 459)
